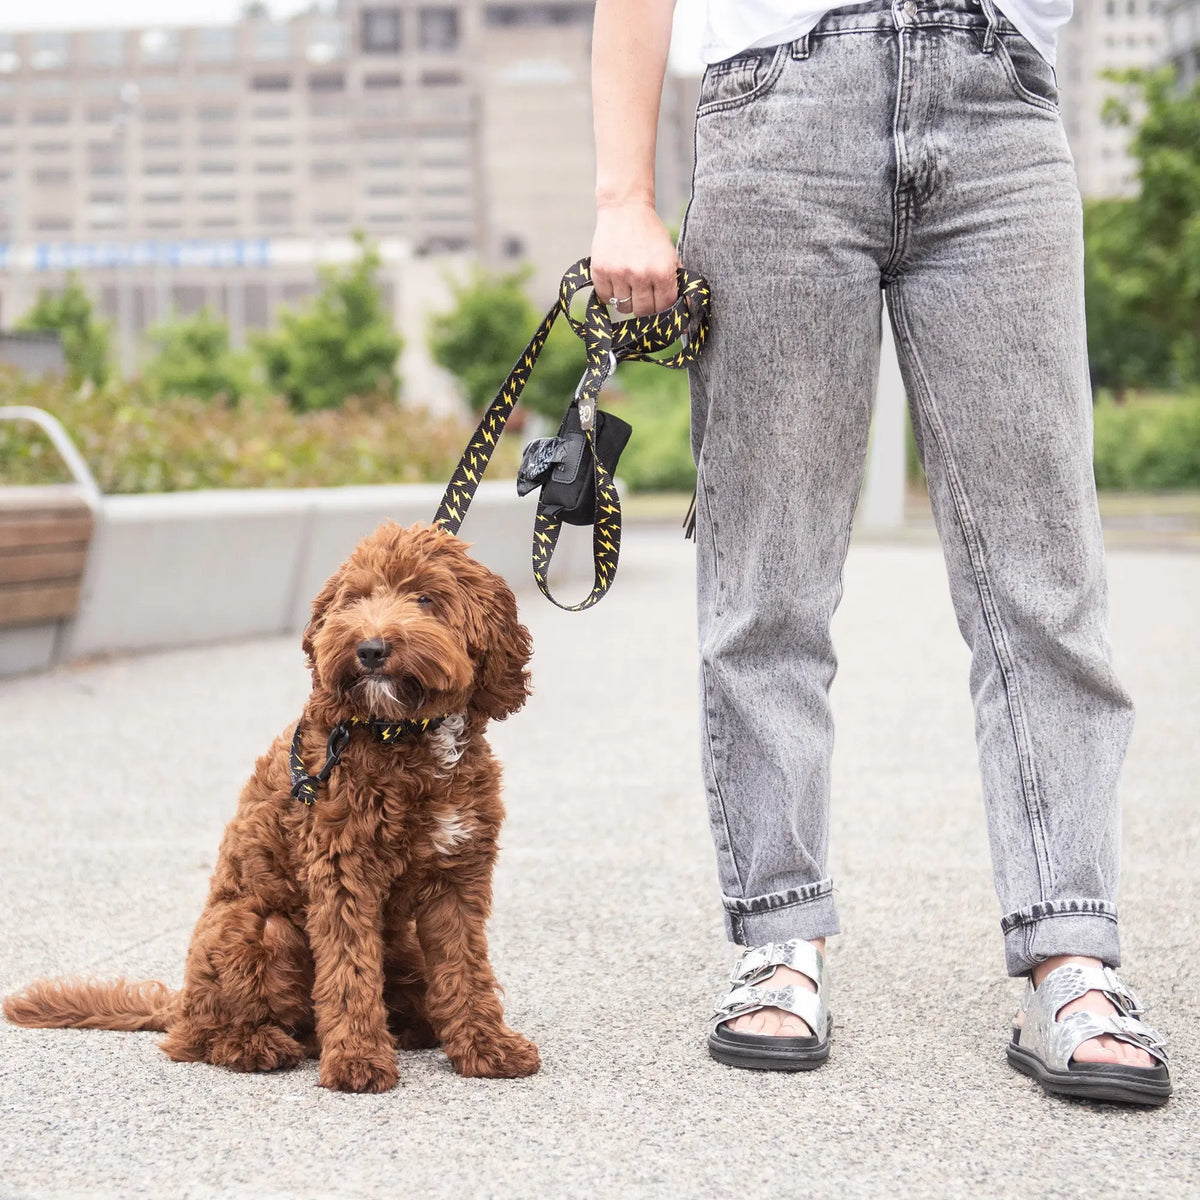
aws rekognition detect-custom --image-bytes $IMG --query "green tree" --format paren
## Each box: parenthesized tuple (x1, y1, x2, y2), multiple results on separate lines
(1085, 68, 1200, 391)
(428, 263, 586, 421)
(254, 234, 403, 412)
(142, 308, 258, 403)
(17, 274, 110, 387)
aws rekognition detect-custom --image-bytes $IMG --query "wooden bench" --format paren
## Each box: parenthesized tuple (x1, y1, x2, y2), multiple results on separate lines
(0, 485, 95, 628)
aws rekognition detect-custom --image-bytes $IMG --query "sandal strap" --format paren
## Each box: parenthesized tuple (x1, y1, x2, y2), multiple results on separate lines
(710, 983, 828, 1038)
(1016, 965, 1167, 1071)
(729, 939, 826, 991)
(1024, 1010, 1170, 1072)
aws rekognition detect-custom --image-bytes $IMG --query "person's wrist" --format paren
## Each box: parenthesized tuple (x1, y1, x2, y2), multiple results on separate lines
(595, 190, 656, 211)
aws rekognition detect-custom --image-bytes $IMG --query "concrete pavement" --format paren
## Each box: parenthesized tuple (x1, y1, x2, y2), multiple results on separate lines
(0, 529, 1196, 1199)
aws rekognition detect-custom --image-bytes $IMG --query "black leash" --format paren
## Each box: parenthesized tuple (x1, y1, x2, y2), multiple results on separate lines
(433, 257, 711, 611)
(289, 716, 446, 806)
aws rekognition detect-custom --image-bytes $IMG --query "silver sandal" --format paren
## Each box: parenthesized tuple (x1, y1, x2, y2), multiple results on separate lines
(707, 939, 831, 1071)
(1007, 963, 1171, 1106)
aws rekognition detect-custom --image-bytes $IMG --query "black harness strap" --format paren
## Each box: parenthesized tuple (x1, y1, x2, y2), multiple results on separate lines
(433, 257, 711, 611)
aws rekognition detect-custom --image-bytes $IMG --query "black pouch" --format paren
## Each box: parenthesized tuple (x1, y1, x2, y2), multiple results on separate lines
(516, 403, 632, 527)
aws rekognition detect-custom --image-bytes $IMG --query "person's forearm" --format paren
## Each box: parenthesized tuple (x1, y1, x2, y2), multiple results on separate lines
(592, 0, 676, 210)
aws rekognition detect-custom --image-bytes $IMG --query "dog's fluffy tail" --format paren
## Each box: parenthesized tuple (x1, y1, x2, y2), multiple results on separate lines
(3, 978, 178, 1031)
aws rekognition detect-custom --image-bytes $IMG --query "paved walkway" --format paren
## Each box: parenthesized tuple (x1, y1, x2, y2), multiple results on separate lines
(0, 530, 1195, 1199)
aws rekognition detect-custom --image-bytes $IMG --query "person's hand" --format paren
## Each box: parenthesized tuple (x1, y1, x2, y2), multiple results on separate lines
(590, 200, 682, 319)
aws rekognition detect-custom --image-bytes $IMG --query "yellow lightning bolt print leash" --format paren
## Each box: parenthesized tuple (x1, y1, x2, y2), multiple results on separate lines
(433, 257, 712, 611)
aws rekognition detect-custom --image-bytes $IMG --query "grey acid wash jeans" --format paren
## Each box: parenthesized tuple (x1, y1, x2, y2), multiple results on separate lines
(677, 0, 1135, 977)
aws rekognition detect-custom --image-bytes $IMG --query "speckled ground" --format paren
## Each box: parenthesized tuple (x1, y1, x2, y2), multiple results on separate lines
(0, 529, 1195, 1200)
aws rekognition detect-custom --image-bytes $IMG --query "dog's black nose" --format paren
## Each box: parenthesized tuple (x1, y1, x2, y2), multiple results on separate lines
(356, 638, 390, 670)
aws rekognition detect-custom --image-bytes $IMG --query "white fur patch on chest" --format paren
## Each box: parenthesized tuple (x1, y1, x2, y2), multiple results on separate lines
(427, 712, 468, 774)
(429, 809, 475, 856)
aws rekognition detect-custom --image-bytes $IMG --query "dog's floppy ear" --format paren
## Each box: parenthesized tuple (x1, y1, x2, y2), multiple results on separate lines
(301, 568, 343, 674)
(459, 559, 532, 722)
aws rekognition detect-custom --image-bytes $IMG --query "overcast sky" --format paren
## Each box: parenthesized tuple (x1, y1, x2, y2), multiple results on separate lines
(1, 2, 704, 71)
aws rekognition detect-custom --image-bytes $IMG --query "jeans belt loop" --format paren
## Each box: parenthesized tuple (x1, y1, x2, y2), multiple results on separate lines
(978, 0, 999, 53)
(792, 31, 811, 60)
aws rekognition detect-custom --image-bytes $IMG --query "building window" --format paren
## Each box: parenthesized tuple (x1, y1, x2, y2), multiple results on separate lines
(252, 24, 292, 60)
(308, 20, 348, 63)
(0, 36, 19, 75)
(35, 216, 73, 232)
(34, 168, 71, 184)
(201, 216, 237, 229)
(365, 72, 403, 89)
(254, 134, 293, 147)
(200, 134, 237, 148)
(422, 69, 462, 86)
(140, 29, 181, 64)
(253, 106, 290, 120)
(143, 135, 181, 150)
(312, 160, 349, 176)
(309, 73, 345, 92)
(31, 33, 71, 71)
(145, 163, 183, 176)
(200, 191, 236, 203)
(368, 184, 406, 196)
(31, 109, 70, 125)
(143, 192, 183, 204)
(197, 72, 239, 90)
(485, 3, 591, 27)
(32, 141, 70, 154)
(199, 105, 237, 121)
(252, 74, 292, 91)
(362, 7, 403, 53)
(254, 162, 292, 174)
(144, 107, 181, 123)
(420, 8, 461, 51)
(196, 27, 237, 62)
(200, 162, 237, 174)
(315, 211, 352, 225)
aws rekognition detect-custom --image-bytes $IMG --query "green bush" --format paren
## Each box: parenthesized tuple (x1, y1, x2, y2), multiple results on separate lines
(17, 274, 111, 388)
(1092, 391, 1200, 489)
(0, 368, 509, 494)
(428, 263, 586, 419)
(142, 308, 259, 403)
(604, 362, 696, 493)
(254, 234, 403, 412)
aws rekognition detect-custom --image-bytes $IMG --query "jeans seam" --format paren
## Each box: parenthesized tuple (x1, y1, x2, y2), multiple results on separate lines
(887, 282, 1054, 896)
(697, 468, 745, 898)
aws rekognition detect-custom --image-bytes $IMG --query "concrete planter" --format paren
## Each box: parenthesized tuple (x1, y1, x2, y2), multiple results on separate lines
(1, 480, 588, 676)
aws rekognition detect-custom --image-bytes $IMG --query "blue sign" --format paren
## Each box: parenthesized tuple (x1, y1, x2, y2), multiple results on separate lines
(0, 238, 273, 272)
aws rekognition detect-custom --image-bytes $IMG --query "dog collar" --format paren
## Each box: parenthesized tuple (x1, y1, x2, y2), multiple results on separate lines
(289, 715, 447, 806)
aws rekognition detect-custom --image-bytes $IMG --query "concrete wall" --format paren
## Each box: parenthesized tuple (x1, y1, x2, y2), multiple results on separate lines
(0, 480, 587, 675)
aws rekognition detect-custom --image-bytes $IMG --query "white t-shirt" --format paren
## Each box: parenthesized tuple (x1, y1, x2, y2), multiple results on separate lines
(700, 1, 1073, 66)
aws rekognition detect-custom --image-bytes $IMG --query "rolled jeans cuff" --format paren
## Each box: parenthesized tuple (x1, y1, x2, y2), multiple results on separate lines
(722, 879, 840, 946)
(1001, 899, 1121, 977)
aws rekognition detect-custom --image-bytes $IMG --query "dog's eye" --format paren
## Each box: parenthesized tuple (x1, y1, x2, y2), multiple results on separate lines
(416, 595, 433, 608)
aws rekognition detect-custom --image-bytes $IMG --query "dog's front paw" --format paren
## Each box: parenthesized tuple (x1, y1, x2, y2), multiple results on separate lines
(205, 1024, 307, 1073)
(448, 1029, 541, 1079)
(319, 1047, 400, 1093)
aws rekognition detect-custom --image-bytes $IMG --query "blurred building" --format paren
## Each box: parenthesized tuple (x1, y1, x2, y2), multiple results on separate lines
(0, 2, 699, 379)
(1057, 0, 1169, 197)
(1165, 0, 1200, 88)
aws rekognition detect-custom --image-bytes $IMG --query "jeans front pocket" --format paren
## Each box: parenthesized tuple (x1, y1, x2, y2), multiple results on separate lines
(696, 42, 788, 119)
(994, 32, 1059, 112)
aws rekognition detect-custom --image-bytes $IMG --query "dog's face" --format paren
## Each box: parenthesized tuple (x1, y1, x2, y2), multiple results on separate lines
(302, 522, 532, 724)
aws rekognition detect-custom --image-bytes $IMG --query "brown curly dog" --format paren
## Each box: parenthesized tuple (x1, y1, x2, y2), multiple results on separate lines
(4, 522, 540, 1093)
